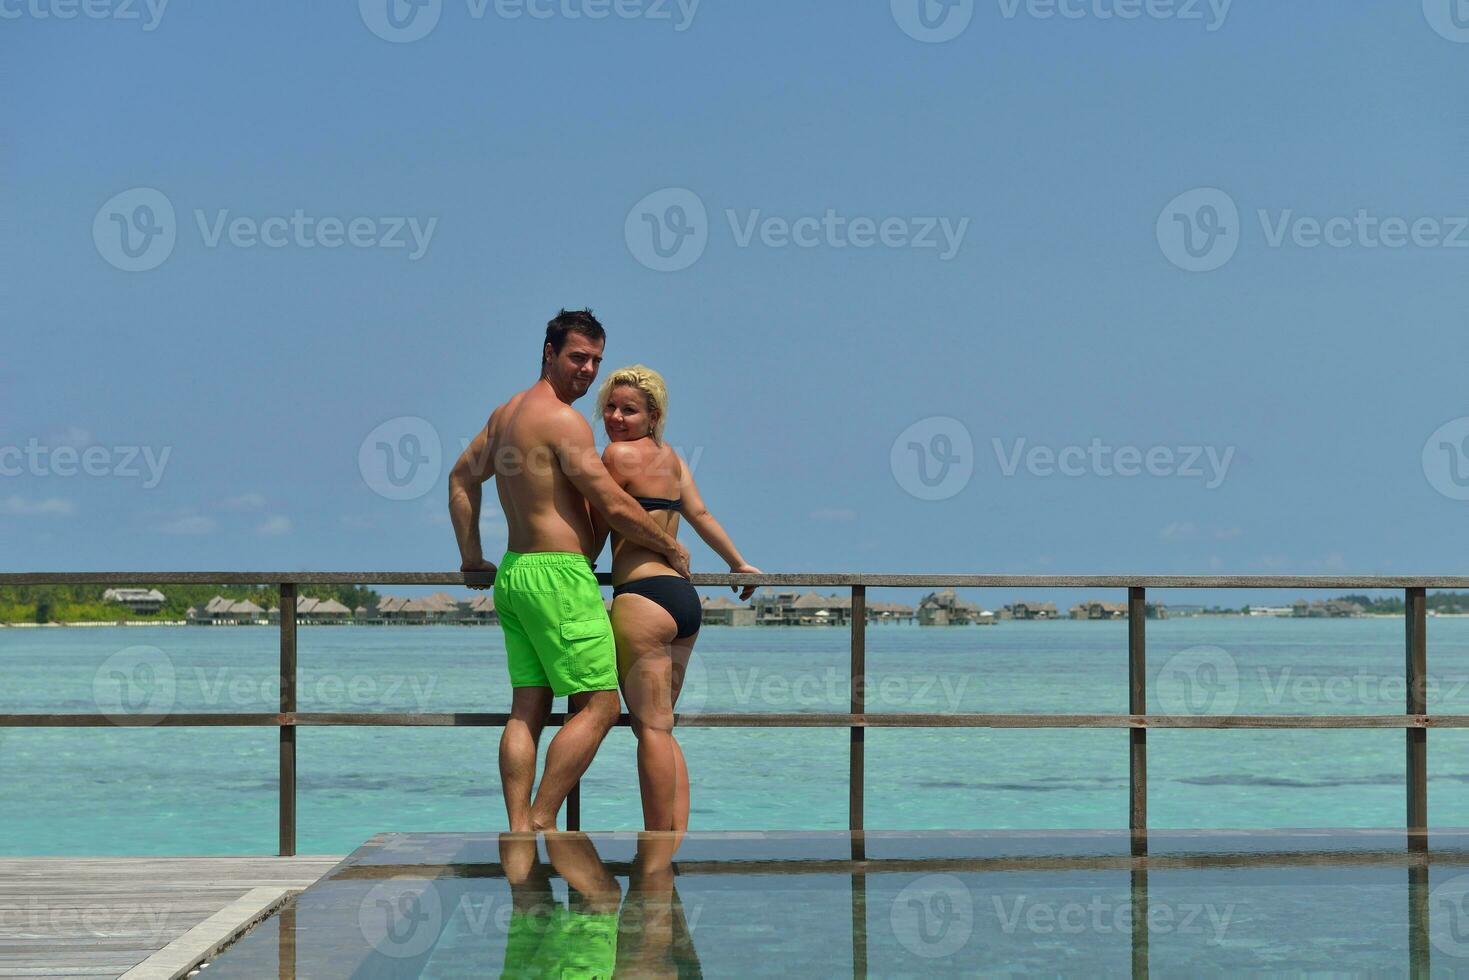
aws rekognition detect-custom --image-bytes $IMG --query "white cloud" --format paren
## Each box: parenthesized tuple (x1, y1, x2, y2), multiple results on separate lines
(257, 515, 292, 536)
(157, 513, 216, 535)
(223, 493, 267, 511)
(0, 495, 76, 516)
(1159, 522, 1198, 541)
(51, 427, 94, 449)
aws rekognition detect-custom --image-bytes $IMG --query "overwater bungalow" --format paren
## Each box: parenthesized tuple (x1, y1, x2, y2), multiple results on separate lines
(917, 589, 990, 625)
(190, 596, 265, 625)
(1292, 599, 1365, 618)
(1000, 600, 1060, 621)
(1069, 600, 1129, 620)
(101, 588, 165, 615)
(701, 595, 755, 626)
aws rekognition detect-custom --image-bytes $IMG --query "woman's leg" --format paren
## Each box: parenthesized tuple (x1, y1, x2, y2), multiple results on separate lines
(668, 632, 698, 832)
(612, 592, 679, 831)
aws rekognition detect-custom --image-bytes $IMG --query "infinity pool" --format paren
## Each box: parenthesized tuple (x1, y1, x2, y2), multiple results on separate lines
(204, 828, 1469, 976)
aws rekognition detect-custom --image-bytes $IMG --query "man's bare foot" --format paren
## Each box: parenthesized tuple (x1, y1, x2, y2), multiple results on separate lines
(532, 817, 559, 832)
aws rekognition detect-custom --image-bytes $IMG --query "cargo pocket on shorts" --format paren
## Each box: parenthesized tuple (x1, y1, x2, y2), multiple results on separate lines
(559, 618, 613, 679)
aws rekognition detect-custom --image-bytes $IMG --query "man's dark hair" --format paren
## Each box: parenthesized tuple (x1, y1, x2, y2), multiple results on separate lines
(542, 309, 605, 367)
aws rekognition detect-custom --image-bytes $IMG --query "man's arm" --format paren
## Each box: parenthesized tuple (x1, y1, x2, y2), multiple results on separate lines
(549, 410, 690, 578)
(449, 415, 498, 587)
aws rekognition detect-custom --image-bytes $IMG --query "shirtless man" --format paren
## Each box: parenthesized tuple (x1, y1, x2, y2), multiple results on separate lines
(448, 309, 690, 832)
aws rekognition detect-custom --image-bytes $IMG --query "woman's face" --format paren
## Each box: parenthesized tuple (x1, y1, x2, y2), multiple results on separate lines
(603, 385, 654, 442)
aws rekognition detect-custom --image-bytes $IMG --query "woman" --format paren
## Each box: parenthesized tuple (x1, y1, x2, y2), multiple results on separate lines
(590, 364, 759, 831)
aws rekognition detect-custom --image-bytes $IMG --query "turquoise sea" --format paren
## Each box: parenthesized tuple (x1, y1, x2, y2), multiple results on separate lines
(5, 616, 1469, 856)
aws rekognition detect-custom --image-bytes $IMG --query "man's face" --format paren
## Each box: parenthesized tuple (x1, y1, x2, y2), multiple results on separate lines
(546, 333, 604, 401)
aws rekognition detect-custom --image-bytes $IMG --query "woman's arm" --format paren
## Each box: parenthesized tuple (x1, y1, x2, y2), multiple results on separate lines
(677, 454, 760, 599)
(590, 442, 642, 563)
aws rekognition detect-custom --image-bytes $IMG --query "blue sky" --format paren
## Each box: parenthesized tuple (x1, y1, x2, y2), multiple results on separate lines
(4, 1, 1469, 607)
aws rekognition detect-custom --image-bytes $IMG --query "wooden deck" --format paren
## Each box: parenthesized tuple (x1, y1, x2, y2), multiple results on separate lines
(0, 855, 342, 979)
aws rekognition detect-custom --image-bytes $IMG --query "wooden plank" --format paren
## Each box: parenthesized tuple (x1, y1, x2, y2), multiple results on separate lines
(8, 571, 1469, 589)
(0, 856, 339, 977)
(9, 711, 1469, 729)
(120, 887, 287, 980)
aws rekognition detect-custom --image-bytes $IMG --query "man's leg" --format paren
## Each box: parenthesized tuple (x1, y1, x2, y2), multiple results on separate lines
(501, 686, 552, 833)
(528, 688, 620, 831)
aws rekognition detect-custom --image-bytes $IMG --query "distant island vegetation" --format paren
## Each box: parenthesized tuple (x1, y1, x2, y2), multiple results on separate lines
(2, 586, 1468, 625)
(0, 585, 379, 624)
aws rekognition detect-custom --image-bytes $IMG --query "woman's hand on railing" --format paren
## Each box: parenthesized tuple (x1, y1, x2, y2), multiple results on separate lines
(729, 563, 761, 601)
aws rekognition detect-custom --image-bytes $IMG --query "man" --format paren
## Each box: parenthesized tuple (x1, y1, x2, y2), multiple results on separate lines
(449, 309, 689, 832)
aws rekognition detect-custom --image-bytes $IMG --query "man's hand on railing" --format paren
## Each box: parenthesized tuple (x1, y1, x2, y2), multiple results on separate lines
(460, 559, 497, 591)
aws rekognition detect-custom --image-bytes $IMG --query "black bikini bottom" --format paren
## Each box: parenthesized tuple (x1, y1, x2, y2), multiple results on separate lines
(613, 575, 702, 639)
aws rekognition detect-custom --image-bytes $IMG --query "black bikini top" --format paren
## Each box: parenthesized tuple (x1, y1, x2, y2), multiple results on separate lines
(634, 495, 683, 513)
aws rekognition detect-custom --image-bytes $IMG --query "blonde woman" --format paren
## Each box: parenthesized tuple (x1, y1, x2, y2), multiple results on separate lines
(590, 365, 759, 831)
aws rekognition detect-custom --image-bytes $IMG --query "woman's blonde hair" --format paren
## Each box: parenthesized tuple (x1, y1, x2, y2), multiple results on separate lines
(596, 364, 669, 443)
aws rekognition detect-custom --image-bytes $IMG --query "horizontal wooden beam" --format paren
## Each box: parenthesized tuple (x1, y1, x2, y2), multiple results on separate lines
(323, 847, 1469, 880)
(4, 571, 1469, 589)
(3, 712, 1465, 729)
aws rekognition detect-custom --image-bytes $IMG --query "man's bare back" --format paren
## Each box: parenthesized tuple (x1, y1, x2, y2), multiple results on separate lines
(486, 383, 601, 556)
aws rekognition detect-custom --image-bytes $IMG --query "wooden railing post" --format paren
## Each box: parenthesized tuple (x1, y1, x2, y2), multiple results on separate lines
(849, 584, 867, 979)
(1406, 586, 1427, 839)
(849, 585, 866, 844)
(1128, 586, 1147, 855)
(279, 583, 297, 858)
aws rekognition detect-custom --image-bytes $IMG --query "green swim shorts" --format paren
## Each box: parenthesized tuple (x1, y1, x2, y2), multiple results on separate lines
(502, 905, 618, 979)
(493, 551, 617, 697)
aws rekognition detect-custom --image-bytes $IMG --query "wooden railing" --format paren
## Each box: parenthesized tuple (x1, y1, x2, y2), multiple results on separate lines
(2, 572, 1464, 858)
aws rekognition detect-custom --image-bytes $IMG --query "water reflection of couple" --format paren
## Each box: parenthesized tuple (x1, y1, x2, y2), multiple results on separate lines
(450, 310, 757, 831)
(499, 832, 700, 979)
